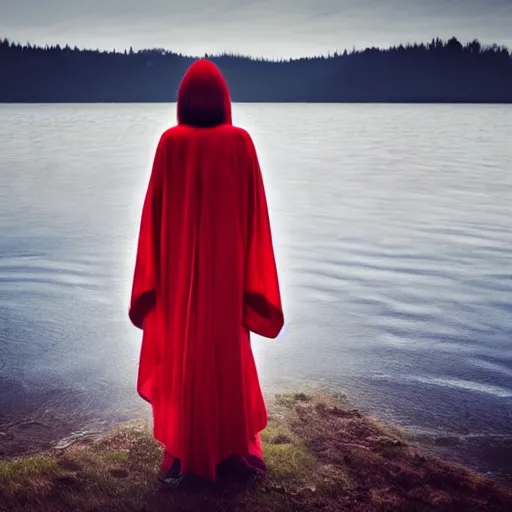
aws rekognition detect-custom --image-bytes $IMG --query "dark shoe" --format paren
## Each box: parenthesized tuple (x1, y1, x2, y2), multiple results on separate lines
(217, 455, 265, 479)
(158, 451, 181, 484)
(246, 455, 266, 473)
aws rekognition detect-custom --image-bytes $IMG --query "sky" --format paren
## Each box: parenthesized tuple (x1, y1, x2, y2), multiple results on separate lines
(1, 0, 511, 59)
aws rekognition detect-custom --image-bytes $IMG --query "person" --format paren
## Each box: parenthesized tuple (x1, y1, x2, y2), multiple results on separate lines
(129, 59, 284, 485)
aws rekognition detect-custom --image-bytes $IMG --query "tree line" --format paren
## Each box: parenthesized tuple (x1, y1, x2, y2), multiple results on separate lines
(1, 37, 511, 102)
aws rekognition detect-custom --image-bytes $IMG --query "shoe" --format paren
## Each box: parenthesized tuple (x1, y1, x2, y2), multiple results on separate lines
(158, 451, 181, 484)
(217, 455, 265, 478)
(246, 455, 266, 473)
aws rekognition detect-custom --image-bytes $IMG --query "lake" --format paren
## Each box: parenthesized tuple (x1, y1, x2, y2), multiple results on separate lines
(0, 103, 511, 478)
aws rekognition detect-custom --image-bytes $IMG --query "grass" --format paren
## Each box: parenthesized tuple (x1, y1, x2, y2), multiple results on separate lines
(0, 393, 511, 512)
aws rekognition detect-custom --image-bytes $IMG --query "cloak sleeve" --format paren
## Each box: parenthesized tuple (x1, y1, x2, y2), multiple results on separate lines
(129, 135, 165, 330)
(243, 134, 284, 339)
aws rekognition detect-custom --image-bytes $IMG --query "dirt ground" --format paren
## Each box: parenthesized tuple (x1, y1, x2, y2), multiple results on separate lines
(1, 393, 511, 512)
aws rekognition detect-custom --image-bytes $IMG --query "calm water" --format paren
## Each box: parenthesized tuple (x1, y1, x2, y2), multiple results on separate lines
(1, 104, 511, 477)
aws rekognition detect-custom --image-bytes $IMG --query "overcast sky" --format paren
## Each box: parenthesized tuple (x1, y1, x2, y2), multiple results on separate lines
(1, 0, 511, 58)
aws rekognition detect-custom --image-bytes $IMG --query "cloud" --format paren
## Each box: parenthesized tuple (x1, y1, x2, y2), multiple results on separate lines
(1, 0, 511, 57)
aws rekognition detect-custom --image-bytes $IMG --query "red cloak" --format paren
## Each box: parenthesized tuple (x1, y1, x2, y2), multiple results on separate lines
(129, 60, 284, 481)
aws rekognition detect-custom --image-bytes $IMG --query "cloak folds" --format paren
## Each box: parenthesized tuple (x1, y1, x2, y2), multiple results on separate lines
(129, 60, 284, 481)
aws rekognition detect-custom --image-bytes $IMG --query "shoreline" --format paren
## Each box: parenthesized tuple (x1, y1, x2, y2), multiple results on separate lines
(1, 392, 511, 484)
(1, 393, 511, 511)
(2, 101, 512, 105)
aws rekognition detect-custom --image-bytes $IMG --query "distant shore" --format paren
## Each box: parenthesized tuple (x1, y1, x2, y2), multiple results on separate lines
(1, 37, 511, 103)
(2, 100, 512, 104)
(1, 393, 511, 512)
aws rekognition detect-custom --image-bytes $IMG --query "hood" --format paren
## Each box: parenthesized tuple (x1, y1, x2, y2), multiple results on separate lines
(177, 59, 232, 127)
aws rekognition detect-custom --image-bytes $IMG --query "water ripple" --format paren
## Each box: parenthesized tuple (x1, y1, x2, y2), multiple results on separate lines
(1, 103, 512, 477)
(0, 257, 107, 291)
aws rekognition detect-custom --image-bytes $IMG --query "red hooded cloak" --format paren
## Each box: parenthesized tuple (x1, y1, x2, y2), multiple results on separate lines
(129, 60, 284, 481)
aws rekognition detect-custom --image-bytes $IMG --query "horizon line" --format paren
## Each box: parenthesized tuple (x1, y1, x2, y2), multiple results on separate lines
(2, 35, 511, 62)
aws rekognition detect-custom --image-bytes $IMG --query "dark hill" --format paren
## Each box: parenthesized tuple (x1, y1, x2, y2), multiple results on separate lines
(1, 37, 511, 102)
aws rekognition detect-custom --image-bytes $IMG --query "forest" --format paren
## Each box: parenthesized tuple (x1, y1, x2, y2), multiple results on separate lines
(1, 37, 511, 102)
